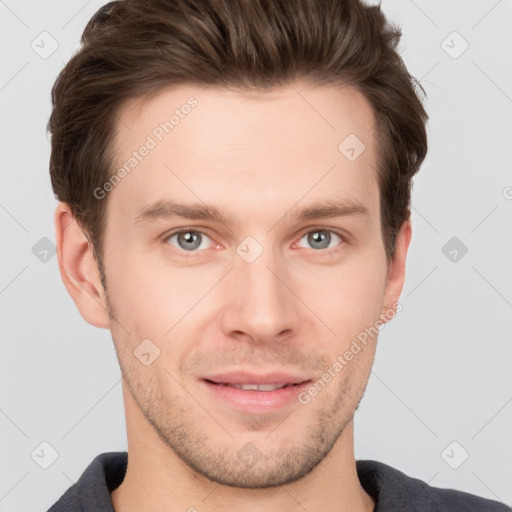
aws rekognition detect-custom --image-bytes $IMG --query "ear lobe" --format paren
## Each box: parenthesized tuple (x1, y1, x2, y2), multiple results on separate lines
(54, 202, 111, 329)
(380, 219, 412, 320)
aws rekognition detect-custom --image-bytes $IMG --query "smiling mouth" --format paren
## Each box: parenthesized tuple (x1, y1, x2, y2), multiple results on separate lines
(200, 377, 313, 413)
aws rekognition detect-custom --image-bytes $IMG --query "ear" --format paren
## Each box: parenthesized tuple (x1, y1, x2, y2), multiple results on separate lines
(380, 219, 412, 320)
(54, 202, 111, 329)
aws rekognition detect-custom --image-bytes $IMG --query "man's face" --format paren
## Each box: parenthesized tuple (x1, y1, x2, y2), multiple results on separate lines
(99, 83, 402, 487)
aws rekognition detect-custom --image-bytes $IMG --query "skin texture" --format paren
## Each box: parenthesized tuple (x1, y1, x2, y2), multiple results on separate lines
(55, 82, 412, 512)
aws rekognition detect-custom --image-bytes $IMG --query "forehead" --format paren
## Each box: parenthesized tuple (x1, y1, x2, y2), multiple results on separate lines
(116, 82, 377, 149)
(108, 82, 380, 227)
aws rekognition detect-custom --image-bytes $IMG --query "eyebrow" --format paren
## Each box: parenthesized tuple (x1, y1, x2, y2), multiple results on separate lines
(134, 198, 370, 226)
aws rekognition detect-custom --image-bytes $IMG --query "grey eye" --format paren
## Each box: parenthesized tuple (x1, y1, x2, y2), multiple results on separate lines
(167, 231, 213, 251)
(298, 230, 342, 250)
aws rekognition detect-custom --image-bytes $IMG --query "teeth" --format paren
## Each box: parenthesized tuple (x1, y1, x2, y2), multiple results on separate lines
(226, 383, 288, 391)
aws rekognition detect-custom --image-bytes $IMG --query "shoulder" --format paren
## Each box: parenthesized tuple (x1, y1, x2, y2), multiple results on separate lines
(47, 452, 127, 512)
(356, 459, 510, 512)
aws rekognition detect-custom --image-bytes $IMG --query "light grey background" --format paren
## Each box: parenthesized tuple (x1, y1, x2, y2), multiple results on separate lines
(1, 0, 511, 510)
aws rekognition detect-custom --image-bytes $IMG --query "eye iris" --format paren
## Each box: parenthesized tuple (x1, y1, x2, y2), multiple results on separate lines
(308, 230, 331, 249)
(178, 231, 201, 250)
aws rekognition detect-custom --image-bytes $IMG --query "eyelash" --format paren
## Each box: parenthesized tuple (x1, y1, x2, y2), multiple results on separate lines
(163, 227, 346, 257)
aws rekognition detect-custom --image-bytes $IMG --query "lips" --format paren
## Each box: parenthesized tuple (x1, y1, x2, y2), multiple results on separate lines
(199, 370, 312, 413)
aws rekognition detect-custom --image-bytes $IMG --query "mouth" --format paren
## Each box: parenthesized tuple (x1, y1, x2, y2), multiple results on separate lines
(199, 372, 313, 414)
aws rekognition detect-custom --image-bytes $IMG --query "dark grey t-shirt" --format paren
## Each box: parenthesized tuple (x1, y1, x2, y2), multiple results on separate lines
(47, 452, 510, 512)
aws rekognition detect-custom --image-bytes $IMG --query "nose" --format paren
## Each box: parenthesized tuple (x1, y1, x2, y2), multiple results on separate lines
(218, 246, 302, 345)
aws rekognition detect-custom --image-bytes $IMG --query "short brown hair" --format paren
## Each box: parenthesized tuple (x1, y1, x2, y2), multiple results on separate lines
(48, 0, 428, 282)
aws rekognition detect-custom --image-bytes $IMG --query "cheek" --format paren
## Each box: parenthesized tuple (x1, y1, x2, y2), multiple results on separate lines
(105, 252, 168, 337)
(295, 253, 387, 341)
(106, 251, 224, 338)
